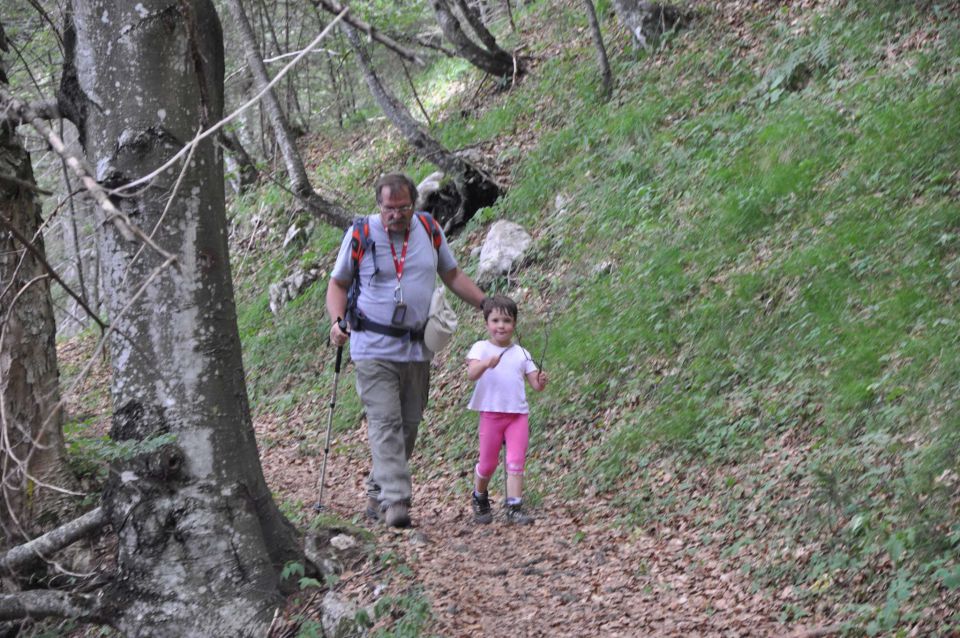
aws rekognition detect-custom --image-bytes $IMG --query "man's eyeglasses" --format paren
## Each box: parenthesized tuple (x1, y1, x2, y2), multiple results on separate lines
(380, 204, 413, 214)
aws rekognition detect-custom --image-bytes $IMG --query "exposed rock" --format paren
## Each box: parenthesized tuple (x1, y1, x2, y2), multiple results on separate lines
(612, 1, 689, 49)
(321, 591, 370, 638)
(282, 214, 315, 249)
(592, 260, 613, 276)
(330, 534, 358, 551)
(416, 171, 446, 211)
(268, 266, 324, 314)
(554, 191, 572, 216)
(477, 220, 532, 284)
(304, 529, 368, 579)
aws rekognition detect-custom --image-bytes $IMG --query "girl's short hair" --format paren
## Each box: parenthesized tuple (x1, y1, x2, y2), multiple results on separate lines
(482, 294, 518, 321)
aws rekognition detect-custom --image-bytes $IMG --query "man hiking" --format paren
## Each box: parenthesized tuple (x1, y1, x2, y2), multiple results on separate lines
(326, 172, 486, 528)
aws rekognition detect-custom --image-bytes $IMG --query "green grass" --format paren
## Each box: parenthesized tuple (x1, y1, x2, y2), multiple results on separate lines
(226, 0, 960, 630)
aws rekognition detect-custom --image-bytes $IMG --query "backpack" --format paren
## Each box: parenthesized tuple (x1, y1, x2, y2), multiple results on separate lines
(345, 212, 443, 340)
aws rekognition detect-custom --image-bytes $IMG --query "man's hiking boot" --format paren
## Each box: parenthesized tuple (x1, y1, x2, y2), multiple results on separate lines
(505, 502, 534, 525)
(384, 502, 411, 528)
(365, 496, 383, 522)
(472, 491, 493, 524)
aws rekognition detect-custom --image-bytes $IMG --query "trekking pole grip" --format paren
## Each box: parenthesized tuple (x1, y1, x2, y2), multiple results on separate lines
(334, 317, 347, 373)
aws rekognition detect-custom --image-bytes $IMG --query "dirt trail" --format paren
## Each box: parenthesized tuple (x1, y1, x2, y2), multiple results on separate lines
(259, 410, 796, 637)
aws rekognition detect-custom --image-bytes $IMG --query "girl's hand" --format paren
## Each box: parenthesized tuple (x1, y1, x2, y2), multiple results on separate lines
(486, 354, 502, 370)
(527, 369, 548, 391)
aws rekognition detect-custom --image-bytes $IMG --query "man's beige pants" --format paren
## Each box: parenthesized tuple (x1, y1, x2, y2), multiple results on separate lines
(355, 359, 431, 508)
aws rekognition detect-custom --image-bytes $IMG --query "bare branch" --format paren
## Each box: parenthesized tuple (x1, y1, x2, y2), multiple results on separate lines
(0, 507, 105, 577)
(0, 213, 107, 332)
(0, 85, 178, 262)
(24, 0, 65, 56)
(405, 33, 457, 58)
(108, 10, 348, 195)
(225, 47, 339, 83)
(0, 171, 53, 195)
(0, 590, 106, 623)
(311, 0, 426, 66)
(402, 61, 432, 127)
(2, 99, 59, 125)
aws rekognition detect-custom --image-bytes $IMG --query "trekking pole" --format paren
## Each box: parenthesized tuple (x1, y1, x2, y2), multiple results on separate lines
(314, 318, 347, 512)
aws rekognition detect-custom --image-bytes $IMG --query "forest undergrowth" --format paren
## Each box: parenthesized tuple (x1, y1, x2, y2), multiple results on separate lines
(57, 0, 960, 635)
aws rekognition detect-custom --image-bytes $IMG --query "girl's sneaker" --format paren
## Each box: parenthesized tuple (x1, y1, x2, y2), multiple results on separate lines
(472, 491, 493, 524)
(505, 503, 534, 525)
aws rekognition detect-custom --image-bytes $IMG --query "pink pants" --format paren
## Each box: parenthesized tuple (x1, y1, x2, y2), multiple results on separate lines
(475, 411, 529, 478)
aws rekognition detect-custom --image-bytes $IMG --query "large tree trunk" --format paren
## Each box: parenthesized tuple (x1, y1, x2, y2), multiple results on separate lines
(223, 0, 351, 227)
(60, 2, 301, 634)
(431, 0, 515, 79)
(0, 22, 74, 548)
(344, 24, 501, 230)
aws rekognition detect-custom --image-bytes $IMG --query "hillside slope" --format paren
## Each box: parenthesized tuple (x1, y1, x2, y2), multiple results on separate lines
(130, 0, 960, 635)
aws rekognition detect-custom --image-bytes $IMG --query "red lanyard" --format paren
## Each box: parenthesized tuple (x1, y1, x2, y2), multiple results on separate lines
(388, 228, 410, 281)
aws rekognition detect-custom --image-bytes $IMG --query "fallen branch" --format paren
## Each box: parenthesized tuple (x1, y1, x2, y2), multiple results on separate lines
(0, 507, 106, 577)
(311, 0, 426, 66)
(0, 590, 106, 623)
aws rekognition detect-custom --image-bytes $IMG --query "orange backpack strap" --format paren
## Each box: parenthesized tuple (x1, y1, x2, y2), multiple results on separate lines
(350, 218, 370, 266)
(415, 212, 443, 252)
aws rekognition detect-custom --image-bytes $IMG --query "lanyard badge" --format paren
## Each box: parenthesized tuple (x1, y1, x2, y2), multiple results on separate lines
(389, 229, 409, 325)
(391, 285, 407, 325)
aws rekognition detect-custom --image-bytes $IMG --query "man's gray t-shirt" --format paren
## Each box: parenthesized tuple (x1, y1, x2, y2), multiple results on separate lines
(331, 214, 457, 362)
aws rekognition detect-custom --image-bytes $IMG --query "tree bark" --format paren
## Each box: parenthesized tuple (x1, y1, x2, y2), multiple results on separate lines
(60, 2, 302, 634)
(0, 28, 75, 545)
(451, 0, 508, 57)
(223, 0, 351, 227)
(431, 0, 515, 79)
(345, 23, 501, 230)
(583, 0, 613, 99)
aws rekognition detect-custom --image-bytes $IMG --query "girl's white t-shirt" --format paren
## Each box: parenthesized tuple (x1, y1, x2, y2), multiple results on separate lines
(466, 340, 538, 413)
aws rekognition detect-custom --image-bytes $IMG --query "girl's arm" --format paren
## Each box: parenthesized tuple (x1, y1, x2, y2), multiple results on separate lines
(526, 369, 548, 392)
(467, 356, 500, 381)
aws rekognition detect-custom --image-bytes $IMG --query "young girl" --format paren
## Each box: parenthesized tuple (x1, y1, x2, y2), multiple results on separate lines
(466, 295, 547, 524)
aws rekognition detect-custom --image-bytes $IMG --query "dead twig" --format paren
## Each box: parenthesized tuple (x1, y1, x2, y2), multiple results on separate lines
(0, 213, 106, 332)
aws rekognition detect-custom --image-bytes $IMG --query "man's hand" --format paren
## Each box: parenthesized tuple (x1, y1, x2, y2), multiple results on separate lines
(329, 320, 350, 347)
